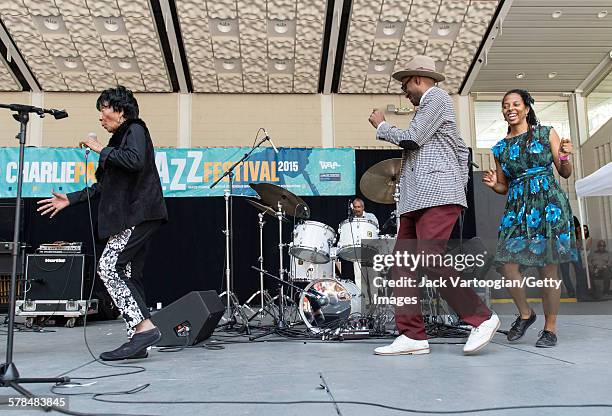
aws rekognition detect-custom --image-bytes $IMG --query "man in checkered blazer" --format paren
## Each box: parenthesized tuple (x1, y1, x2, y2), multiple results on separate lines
(368, 55, 499, 356)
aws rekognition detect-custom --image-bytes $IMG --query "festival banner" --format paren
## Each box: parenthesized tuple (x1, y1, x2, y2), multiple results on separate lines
(0, 147, 355, 198)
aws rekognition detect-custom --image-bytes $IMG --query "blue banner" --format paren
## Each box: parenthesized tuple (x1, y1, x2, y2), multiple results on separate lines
(0, 147, 355, 198)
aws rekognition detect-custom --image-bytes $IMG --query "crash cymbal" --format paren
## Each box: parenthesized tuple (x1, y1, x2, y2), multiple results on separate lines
(245, 198, 289, 223)
(249, 183, 310, 219)
(359, 158, 402, 204)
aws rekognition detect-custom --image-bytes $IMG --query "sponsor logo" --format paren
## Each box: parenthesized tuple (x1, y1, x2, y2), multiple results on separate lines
(44, 258, 66, 263)
(319, 173, 341, 182)
(319, 161, 341, 170)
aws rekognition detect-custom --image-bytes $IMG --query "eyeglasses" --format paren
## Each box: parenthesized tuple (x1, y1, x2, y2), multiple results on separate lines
(401, 77, 413, 93)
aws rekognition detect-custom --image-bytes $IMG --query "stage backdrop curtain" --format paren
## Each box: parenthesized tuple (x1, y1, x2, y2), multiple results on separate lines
(2, 149, 477, 307)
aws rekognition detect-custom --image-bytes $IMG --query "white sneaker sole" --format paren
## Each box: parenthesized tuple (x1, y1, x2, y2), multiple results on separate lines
(374, 347, 430, 356)
(463, 319, 501, 355)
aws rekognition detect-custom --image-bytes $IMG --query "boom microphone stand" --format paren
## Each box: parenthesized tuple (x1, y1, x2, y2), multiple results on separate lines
(211, 133, 275, 333)
(0, 104, 70, 402)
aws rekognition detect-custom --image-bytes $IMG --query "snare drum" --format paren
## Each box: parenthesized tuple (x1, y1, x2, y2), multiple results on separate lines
(290, 221, 336, 264)
(336, 218, 379, 261)
(289, 255, 334, 282)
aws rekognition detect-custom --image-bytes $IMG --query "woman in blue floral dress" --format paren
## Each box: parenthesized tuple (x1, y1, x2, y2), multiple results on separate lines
(483, 89, 575, 348)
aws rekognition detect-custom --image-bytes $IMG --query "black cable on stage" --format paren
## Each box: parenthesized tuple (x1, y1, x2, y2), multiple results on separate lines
(86, 395, 612, 414)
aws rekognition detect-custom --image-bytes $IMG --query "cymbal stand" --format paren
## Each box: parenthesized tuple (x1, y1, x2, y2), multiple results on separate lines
(276, 201, 288, 328)
(243, 213, 273, 318)
(248, 203, 293, 340)
(218, 185, 251, 333)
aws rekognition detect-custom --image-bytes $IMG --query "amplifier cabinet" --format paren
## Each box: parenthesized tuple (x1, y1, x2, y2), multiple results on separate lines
(24, 254, 91, 301)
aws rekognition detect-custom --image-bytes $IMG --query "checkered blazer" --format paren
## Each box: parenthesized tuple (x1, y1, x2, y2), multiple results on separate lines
(376, 86, 469, 215)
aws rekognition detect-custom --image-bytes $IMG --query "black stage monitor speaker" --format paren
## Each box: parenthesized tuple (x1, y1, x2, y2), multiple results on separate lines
(152, 290, 224, 347)
(25, 254, 89, 300)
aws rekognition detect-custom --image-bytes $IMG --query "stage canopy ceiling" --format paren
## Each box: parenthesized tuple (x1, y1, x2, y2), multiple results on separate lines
(0, 0, 499, 94)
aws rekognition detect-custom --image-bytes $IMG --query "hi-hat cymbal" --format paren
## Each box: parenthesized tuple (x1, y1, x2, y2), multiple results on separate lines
(360, 158, 402, 204)
(245, 198, 289, 223)
(249, 183, 310, 219)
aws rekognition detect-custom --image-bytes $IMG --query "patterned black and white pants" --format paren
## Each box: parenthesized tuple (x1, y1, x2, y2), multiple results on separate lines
(98, 220, 161, 338)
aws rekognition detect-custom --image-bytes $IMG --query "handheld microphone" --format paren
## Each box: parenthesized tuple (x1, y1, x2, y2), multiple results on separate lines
(82, 132, 97, 155)
(263, 129, 279, 154)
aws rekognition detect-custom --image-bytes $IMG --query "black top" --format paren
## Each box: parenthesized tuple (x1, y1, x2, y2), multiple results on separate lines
(67, 119, 168, 239)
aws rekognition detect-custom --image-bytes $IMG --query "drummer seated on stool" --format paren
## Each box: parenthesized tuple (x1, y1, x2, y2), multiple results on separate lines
(351, 197, 379, 227)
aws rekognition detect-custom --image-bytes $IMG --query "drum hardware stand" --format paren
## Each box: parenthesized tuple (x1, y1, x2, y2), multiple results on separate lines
(243, 213, 274, 319)
(249, 266, 329, 339)
(275, 202, 289, 328)
(211, 136, 272, 333)
(216, 187, 250, 334)
(0, 104, 70, 403)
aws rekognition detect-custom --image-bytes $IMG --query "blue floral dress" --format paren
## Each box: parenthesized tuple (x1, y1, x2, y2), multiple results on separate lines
(491, 125, 576, 266)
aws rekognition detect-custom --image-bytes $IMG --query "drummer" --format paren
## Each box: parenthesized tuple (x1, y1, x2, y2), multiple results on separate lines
(351, 197, 379, 227)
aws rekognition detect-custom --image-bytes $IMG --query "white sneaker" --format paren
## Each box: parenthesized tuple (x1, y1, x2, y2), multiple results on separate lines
(374, 334, 430, 356)
(463, 313, 500, 354)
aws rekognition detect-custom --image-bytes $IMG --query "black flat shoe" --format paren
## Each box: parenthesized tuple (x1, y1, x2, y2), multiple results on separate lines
(506, 310, 536, 341)
(535, 330, 557, 348)
(99, 327, 161, 361)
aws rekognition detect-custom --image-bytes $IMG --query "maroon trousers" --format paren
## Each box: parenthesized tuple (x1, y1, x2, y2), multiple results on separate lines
(393, 204, 491, 340)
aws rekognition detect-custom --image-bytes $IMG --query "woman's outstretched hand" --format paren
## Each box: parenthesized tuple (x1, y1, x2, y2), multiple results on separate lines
(37, 191, 69, 218)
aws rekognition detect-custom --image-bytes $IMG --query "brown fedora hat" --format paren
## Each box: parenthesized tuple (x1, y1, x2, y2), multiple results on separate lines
(392, 55, 445, 83)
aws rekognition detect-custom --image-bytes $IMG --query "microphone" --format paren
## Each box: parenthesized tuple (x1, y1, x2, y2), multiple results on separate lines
(348, 200, 354, 219)
(263, 129, 279, 154)
(82, 132, 97, 155)
(50, 109, 69, 120)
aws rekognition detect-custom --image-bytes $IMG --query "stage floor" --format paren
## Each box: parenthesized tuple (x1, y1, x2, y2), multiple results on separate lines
(1, 304, 612, 416)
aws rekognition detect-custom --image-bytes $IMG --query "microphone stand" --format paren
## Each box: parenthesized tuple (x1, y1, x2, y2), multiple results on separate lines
(211, 135, 272, 334)
(0, 103, 70, 408)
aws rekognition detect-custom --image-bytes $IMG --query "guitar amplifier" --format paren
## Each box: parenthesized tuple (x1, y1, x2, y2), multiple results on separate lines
(24, 254, 92, 301)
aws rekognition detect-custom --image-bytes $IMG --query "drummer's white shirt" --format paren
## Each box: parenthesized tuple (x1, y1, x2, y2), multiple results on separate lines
(355, 211, 379, 228)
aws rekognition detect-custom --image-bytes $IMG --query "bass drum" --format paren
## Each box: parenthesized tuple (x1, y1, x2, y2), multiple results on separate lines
(298, 278, 360, 333)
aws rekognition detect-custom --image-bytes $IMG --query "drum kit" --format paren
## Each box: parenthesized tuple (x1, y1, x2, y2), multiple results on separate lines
(242, 158, 404, 335)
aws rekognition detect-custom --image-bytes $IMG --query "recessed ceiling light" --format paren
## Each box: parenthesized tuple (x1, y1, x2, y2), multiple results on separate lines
(104, 18, 119, 32)
(118, 60, 132, 70)
(548, 72, 558, 79)
(374, 62, 387, 72)
(274, 21, 289, 34)
(43, 17, 60, 31)
(598, 10, 608, 18)
(382, 23, 397, 36)
(515, 72, 526, 79)
(63, 58, 78, 69)
(274, 60, 287, 71)
(217, 20, 232, 33)
(222, 61, 235, 70)
(552, 10, 562, 19)
(437, 24, 451, 36)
